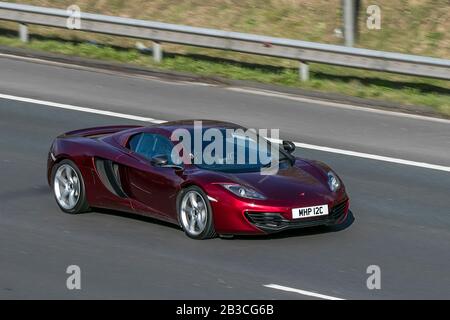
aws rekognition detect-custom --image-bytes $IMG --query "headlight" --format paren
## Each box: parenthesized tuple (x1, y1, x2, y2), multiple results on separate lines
(221, 184, 266, 200)
(327, 171, 341, 192)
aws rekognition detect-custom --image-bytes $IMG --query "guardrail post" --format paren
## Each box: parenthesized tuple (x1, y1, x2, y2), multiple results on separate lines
(343, 0, 355, 47)
(19, 23, 28, 43)
(299, 61, 309, 81)
(153, 41, 162, 63)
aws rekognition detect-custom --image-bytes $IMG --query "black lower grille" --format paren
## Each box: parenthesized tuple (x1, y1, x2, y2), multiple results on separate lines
(329, 201, 347, 219)
(245, 213, 286, 228)
(245, 200, 348, 233)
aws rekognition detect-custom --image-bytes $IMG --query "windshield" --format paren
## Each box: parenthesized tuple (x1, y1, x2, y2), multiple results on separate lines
(171, 127, 291, 173)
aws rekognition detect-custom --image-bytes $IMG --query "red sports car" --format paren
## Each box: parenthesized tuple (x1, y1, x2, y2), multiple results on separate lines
(47, 120, 349, 239)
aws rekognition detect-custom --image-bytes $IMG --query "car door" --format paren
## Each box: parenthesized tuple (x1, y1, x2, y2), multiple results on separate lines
(119, 133, 184, 221)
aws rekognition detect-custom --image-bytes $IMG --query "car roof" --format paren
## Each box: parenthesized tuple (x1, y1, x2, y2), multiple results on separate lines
(112, 120, 244, 147)
(147, 119, 243, 134)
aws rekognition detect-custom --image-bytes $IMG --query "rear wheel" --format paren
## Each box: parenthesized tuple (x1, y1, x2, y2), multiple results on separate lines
(178, 186, 216, 239)
(52, 159, 90, 214)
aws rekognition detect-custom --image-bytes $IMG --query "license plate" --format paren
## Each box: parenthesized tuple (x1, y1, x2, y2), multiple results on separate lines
(292, 204, 329, 219)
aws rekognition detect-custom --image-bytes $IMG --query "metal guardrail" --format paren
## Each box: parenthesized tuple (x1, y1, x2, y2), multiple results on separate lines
(0, 2, 449, 81)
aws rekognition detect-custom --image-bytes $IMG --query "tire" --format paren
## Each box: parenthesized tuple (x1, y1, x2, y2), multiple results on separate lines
(51, 159, 90, 214)
(177, 186, 217, 239)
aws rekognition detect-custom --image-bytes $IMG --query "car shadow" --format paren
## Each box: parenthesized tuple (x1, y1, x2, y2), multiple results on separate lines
(89, 208, 354, 240)
(90, 207, 182, 231)
(226, 210, 355, 240)
(86, 207, 354, 240)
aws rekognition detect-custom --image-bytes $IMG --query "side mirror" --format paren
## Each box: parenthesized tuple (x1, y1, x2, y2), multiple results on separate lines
(282, 140, 296, 154)
(150, 154, 169, 166)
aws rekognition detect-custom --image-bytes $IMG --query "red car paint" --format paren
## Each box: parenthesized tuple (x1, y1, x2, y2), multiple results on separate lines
(47, 120, 349, 235)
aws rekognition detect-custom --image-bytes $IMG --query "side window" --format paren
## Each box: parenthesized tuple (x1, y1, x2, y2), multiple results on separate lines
(128, 133, 176, 164)
(128, 133, 143, 152)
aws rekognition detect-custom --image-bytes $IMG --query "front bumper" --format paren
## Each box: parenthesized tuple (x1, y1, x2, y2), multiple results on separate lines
(244, 200, 349, 233)
(209, 184, 350, 235)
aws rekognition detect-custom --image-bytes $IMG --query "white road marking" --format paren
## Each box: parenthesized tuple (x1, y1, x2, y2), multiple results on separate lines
(267, 138, 450, 172)
(264, 284, 345, 300)
(227, 87, 450, 124)
(179, 80, 217, 87)
(1, 92, 449, 173)
(293, 142, 450, 172)
(0, 93, 166, 124)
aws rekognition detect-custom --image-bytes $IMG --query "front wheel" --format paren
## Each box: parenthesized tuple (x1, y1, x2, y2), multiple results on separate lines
(52, 159, 90, 214)
(177, 186, 216, 239)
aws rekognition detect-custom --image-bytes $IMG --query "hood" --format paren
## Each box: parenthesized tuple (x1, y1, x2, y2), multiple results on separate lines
(195, 160, 332, 201)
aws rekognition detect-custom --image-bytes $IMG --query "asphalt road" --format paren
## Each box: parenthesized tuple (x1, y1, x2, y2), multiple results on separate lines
(0, 55, 449, 299)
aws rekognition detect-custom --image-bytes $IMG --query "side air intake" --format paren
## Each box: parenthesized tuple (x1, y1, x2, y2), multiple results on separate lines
(94, 158, 127, 198)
